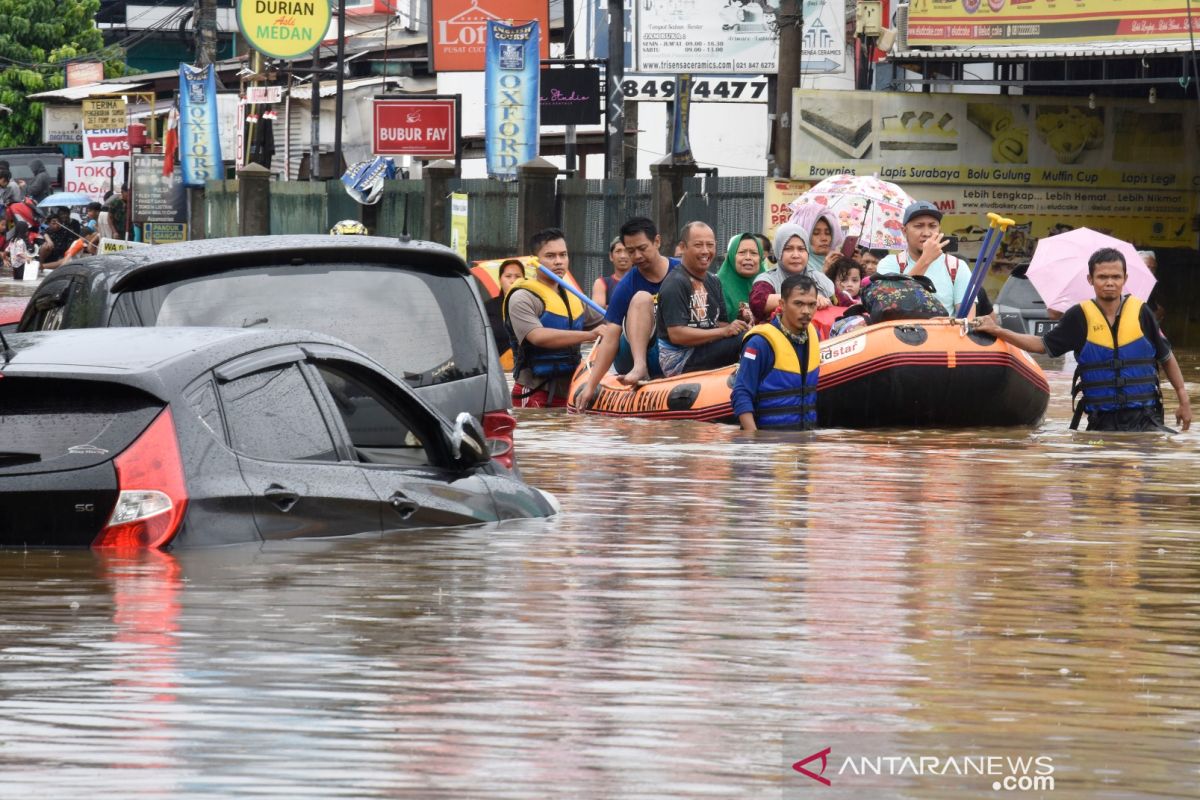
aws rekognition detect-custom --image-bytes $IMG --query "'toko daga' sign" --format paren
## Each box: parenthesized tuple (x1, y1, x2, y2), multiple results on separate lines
(237, 0, 331, 59)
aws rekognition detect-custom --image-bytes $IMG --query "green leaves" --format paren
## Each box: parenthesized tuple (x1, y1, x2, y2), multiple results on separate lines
(0, 0, 121, 146)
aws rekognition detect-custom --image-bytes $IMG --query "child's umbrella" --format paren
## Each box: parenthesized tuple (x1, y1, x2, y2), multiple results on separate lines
(956, 212, 1014, 317)
(538, 264, 607, 316)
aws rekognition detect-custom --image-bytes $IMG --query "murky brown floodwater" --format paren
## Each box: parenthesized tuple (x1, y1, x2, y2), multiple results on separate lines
(1, 329, 1198, 796)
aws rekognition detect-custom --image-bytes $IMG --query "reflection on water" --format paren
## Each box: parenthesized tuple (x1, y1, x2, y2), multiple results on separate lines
(0, 355, 1197, 797)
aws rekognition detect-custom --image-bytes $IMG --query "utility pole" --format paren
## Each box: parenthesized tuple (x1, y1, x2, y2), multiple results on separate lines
(333, 0, 347, 176)
(605, 0, 625, 181)
(772, 0, 801, 178)
(194, 0, 218, 67)
(563, 0, 577, 174)
(310, 49, 321, 181)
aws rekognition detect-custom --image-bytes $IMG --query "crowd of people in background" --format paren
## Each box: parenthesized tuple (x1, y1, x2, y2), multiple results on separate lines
(1, 160, 127, 278)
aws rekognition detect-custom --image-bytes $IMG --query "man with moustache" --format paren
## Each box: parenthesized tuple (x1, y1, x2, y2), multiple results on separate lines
(654, 221, 749, 377)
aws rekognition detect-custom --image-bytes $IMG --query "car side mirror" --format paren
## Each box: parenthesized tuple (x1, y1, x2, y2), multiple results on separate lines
(450, 412, 489, 467)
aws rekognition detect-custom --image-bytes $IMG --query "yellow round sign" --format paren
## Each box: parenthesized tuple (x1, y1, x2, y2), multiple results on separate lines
(237, 0, 331, 60)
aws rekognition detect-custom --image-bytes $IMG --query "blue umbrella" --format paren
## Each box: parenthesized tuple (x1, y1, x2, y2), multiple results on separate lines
(36, 191, 95, 208)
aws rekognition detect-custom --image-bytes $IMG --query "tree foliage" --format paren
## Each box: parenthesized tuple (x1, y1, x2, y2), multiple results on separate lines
(0, 0, 128, 147)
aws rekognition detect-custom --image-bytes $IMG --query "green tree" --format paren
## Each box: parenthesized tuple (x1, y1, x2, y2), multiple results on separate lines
(0, 0, 128, 147)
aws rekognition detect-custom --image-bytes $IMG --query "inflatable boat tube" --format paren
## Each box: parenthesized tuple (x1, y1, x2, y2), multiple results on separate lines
(567, 318, 1050, 428)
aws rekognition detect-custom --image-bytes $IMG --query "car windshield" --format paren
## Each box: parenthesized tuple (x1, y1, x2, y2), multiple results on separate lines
(111, 263, 488, 388)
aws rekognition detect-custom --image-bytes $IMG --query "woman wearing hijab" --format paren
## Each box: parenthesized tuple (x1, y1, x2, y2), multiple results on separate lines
(790, 203, 845, 274)
(749, 223, 835, 324)
(716, 232, 765, 323)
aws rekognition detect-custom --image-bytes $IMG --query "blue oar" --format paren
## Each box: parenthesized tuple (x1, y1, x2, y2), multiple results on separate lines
(957, 212, 1014, 317)
(538, 264, 606, 316)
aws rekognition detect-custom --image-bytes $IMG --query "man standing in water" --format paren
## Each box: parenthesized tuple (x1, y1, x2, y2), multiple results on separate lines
(574, 217, 681, 408)
(975, 247, 1191, 432)
(732, 274, 821, 431)
(504, 228, 604, 407)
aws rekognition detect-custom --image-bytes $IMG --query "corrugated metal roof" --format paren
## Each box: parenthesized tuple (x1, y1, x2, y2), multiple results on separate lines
(288, 76, 403, 100)
(27, 82, 148, 100)
(892, 38, 1196, 60)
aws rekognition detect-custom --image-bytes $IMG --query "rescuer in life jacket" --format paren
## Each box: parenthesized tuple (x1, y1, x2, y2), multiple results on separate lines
(731, 273, 822, 432)
(975, 247, 1192, 432)
(503, 227, 605, 408)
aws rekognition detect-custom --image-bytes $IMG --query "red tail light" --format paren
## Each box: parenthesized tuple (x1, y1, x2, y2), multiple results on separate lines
(93, 408, 189, 550)
(482, 410, 516, 470)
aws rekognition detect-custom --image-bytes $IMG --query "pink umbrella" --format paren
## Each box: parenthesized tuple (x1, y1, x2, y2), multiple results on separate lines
(1025, 228, 1156, 313)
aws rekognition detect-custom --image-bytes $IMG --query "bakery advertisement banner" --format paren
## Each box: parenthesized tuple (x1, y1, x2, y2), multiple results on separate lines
(907, 0, 1200, 46)
(790, 89, 1199, 248)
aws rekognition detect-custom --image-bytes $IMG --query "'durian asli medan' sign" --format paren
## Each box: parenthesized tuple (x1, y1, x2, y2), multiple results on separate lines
(237, 0, 331, 60)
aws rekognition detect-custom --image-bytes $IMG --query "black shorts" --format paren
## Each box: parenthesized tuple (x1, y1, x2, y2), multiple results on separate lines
(1086, 405, 1171, 432)
(683, 335, 743, 372)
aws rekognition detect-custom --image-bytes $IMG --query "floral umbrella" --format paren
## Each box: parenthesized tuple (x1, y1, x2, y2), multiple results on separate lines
(788, 174, 914, 251)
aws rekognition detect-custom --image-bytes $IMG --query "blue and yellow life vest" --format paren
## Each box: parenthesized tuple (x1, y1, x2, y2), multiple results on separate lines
(743, 320, 820, 429)
(1074, 296, 1160, 417)
(502, 278, 585, 379)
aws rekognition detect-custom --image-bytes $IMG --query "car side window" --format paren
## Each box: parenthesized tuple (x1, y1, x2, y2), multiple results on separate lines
(185, 380, 226, 443)
(313, 362, 435, 468)
(27, 279, 74, 332)
(219, 363, 338, 462)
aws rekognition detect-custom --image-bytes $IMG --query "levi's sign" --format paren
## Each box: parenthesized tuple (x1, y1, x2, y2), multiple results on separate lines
(372, 98, 458, 158)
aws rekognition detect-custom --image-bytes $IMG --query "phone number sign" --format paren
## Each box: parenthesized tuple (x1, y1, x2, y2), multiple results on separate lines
(372, 97, 459, 158)
(620, 74, 769, 103)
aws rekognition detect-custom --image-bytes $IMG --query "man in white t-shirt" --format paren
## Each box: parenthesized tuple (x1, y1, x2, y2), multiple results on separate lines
(875, 201, 974, 316)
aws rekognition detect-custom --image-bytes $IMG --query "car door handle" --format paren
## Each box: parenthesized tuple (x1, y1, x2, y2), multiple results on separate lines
(389, 491, 420, 520)
(264, 485, 300, 513)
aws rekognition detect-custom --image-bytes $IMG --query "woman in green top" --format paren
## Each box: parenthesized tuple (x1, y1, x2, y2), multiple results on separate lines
(716, 232, 766, 323)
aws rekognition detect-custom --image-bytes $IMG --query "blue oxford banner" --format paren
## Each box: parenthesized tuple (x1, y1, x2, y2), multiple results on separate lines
(485, 20, 540, 180)
(178, 63, 224, 187)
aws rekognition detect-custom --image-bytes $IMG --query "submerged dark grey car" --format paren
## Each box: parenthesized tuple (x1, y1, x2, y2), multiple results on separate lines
(0, 328, 557, 549)
(16, 235, 518, 468)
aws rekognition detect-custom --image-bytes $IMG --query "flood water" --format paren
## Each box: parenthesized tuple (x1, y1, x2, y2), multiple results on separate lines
(1, 311, 1198, 796)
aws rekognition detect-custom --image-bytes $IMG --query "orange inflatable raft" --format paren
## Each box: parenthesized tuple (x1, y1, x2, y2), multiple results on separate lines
(566, 313, 1050, 428)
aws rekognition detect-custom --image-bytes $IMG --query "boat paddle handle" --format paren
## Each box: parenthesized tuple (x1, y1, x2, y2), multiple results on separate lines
(957, 212, 1015, 318)
(537, 264, 607, 316)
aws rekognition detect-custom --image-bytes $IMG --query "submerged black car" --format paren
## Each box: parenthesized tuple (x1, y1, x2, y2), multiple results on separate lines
(16, 235, 518, 468)
(0, 328, 557, 549)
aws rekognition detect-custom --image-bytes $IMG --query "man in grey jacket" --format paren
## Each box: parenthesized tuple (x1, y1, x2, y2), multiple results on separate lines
(26, 160, 52, 203)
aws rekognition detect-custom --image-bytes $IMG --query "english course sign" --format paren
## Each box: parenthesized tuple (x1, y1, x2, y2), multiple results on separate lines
(237, 0, 331, 60)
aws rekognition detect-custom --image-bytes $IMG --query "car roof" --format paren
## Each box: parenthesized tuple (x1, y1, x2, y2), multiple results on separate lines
(1, 327, 370, 383)
(47, 234, 468, 292)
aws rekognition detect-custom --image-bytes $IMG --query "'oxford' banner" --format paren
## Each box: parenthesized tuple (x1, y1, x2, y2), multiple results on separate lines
(485, 20, 539, 179)
(179, 64, 224, 188)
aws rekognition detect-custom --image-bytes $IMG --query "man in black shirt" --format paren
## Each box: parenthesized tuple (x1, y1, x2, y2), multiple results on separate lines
(39, 209, 79, 270)
(976, 247, 1190, 432)
(654, 221, 749, 377)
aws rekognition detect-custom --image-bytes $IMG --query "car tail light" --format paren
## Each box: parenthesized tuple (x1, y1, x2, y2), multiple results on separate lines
(93, 408, 189, 550)
(482, 410, 516, 470)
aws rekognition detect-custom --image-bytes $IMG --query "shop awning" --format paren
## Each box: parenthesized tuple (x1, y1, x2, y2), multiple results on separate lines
(27, 82, 149, 100)
(287, 76, 404, 100)
(892, 38, 1197, 61)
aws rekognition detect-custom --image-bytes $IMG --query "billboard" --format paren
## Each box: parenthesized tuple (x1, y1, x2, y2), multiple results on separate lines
(63, 159, 127, 202)
(373, 97, 459, 157)
(907, 0, 1200, 47)
(82, 98, 129, 160)
(790, 89, 1200, 249)
(237, 0, 330, 59)
(633, 0, 844, 74)
(430, 0, 550, 72)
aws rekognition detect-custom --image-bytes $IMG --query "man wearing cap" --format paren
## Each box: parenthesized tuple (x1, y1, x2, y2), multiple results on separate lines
(876, 201, 974, 316)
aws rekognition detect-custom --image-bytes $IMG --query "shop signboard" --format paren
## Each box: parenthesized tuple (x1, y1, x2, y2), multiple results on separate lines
(907, 0, 1200, 47)
(237, 0, 331, 59)
(539, 67, 601, 126)
(763, 179, 814, 242)
(66, 61, 104, 88)
(372, 97, 459, 158)
(82, 98, 129, 160)
(132, 153, 188, 231)
(63, 159, 127, 202)
(429, 0, 549, 72)
(619, 74, 770, 103)
(634, 0, 844, 74)
(790, 89, 1200, 249)
(42, 105, 83, 144)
